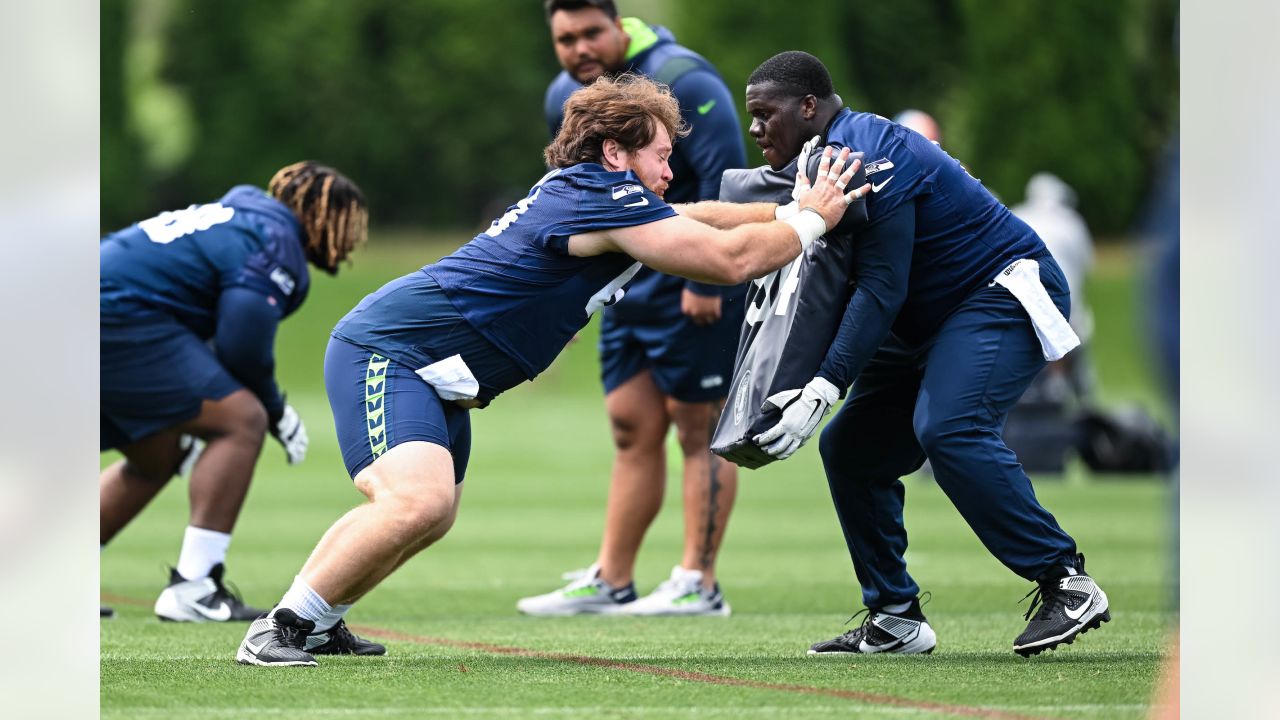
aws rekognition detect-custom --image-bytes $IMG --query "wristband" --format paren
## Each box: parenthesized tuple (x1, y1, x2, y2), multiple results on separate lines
(782, 207, 827, 251)
(774, 200, 799, 220)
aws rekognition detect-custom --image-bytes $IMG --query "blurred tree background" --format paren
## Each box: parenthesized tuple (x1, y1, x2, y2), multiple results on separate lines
(102, 0, 1177, 237)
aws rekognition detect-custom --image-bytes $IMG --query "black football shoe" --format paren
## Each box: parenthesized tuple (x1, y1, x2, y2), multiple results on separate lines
(155, 563, 265, 622)
(1014, 554, 1110, 657)
(100, 605, 115, 619)
(808, 596, 937, 655)
(305, 619, 386, 656)
(235, 608, 318, 667)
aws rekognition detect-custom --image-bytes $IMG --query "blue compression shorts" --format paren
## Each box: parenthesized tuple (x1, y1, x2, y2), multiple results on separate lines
(324, 336, 471, 483)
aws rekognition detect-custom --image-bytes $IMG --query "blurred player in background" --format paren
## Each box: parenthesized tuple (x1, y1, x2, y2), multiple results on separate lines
(100, 162, 368, 622)
(893, 109, 942, 144)
(743, 51, 1110, 657)
(235, 75, 867, 666)
(1011, 172, 1097, 400)
(519, 0, 748, 617)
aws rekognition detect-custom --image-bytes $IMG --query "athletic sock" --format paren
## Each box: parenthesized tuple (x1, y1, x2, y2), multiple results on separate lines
(881, 601, 912, 615)
(313, 604, 354, 634)
(275, 575, 333, 624)
(175, 526, 231, 581)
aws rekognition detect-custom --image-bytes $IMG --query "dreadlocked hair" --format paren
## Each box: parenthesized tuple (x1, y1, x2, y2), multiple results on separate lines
(268, 161, 368, 275)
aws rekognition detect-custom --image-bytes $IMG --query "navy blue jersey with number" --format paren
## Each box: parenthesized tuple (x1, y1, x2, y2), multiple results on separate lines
(332, 164, 676, 387)
(100, 185, 310, 334)
(545, 18, 745, 310)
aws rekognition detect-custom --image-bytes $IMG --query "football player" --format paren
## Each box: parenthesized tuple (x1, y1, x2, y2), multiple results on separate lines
(743, 51, 1109, 657)
(100, 162, 367, 624)
(520, 0, 747, 618)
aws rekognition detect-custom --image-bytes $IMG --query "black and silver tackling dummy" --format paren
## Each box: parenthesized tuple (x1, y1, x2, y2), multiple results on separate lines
(710, 150, 867, 469)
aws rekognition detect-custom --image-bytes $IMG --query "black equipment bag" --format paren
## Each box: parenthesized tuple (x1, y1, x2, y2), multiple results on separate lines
(711, 152, 867, 468)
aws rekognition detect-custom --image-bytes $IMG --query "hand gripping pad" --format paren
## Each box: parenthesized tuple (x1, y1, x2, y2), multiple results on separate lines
(710, 151, 866, 468)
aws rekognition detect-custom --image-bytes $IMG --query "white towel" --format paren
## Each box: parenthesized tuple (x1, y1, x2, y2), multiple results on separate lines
(990, 259, 1080, 361)
(414, 354, 480, 401)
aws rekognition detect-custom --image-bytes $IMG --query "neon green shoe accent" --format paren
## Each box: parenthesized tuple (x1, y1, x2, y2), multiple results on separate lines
(697, 99, 717, 115)
(671, 592, 703, 605)
(622, 17, 658, 60)
(563, 586, 601, 598)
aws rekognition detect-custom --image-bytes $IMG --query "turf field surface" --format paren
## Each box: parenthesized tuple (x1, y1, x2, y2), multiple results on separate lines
(102, 237, 1175, 718)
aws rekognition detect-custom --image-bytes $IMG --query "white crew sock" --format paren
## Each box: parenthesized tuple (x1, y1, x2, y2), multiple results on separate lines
(275, 575, 333, 625)
(881, 601, 912, 615)
(313, 604, 354, 634)
(175, 526, 231, 581)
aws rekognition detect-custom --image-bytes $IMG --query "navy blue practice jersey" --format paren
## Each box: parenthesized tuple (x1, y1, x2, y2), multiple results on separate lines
(825, 109, 1045, 343)
(332, 164, 676, 385)
(545, 18, 745, 311)
(100, 186, 310, 336)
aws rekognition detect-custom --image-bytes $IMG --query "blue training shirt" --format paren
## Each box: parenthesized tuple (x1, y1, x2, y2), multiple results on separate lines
(100, 185, 310, 417)
(100, 186, 310, 333)
(815, 109, 1047, 389)
(544, 18, 746, 314)
(332, 164, 676, 387)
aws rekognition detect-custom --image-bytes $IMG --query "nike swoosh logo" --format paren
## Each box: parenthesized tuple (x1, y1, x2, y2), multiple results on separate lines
(624, 197, 649, 207)
(193, 601, 232, 622)
(244, 637, 268, 655)
(1059, 591, 1090, 620)
(871, 176, 894, 193)
(1063, 596, 1094, 621)
(697, 99, 716, 115)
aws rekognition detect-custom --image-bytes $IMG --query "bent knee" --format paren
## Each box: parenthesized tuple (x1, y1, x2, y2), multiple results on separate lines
(383, 490, 456, 541)
(609, 415, 666, 452)
(913, 415, 991, 456)
(122, 458, 177, 485)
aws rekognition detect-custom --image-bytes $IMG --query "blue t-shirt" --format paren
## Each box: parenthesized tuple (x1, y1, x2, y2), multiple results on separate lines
(333, 164, 676, 386)
(545, 19, 746, 313)
(100, 185, 310, 334)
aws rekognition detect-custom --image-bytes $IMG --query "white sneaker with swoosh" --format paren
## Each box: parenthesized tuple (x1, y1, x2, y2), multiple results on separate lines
(154, 563, 266, 622)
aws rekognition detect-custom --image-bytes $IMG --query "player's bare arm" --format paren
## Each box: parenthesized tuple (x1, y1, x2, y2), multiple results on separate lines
(570, 147, 868, 285)
(671, 201, 776, 229)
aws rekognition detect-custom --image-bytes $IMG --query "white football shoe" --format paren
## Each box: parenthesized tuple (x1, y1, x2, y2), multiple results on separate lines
(617, 566, 731, 617)
(516, 563, 637, 616)
(154, 563, 264, 622)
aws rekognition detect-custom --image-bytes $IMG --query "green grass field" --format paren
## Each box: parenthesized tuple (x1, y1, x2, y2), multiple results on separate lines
(101, 236, 1175, 719)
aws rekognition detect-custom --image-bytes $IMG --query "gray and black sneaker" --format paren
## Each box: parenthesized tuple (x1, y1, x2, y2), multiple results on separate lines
(155, 563, 265, 622)
(1014, 554, 1110, 657)
(235, 608, 318, 667)
(516, 563, 638, 616)
(305, 619, 386, 656)
(808, 596, 937, 655)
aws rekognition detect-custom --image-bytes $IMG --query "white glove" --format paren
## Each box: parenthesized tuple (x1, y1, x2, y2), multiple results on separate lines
(790, 135, 822, 201)
(752, 376, 842, 460)
(271, 404, 308, 465)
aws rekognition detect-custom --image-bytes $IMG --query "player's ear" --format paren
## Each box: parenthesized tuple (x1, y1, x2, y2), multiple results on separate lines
(601, 138, 625, 171)
(800, 95, 818, 121)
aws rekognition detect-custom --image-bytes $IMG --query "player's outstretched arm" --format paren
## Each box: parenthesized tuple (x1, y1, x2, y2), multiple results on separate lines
(672, 201, 777, 229)
(571, 147, 869, 285)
